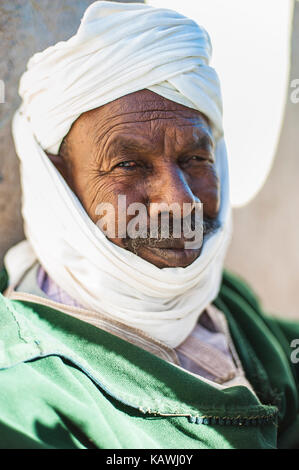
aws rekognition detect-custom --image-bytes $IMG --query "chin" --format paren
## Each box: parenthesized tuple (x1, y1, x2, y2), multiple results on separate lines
(134, 246, 202, 269)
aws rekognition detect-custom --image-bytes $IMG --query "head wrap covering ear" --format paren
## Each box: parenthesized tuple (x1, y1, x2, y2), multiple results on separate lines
(10, 1, 232, 347)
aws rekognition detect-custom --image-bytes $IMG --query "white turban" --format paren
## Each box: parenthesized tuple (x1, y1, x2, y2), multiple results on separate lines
(18, 0, 223, 154)
(7, 1, 232, 348)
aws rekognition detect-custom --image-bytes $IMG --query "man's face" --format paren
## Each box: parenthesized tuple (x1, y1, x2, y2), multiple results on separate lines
(52, 90, 220, 268)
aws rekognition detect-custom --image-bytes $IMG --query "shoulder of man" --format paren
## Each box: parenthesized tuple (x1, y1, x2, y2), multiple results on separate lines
(219, 269, 299, 349)
(215, 270, 299, 449)
(0, 273, 46, 447)
(0, 266, 92, 448)
(216, 269, 299, 394)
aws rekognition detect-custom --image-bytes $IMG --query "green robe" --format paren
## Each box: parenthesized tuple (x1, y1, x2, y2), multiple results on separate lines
(0, 267, 298, 449)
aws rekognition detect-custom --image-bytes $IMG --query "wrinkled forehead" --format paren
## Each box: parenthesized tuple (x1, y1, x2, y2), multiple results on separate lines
(83, 90, 209, 122)
(70, 90, 213, 146)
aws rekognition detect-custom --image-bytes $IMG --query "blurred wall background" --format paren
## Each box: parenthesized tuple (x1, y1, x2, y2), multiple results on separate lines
(0, 0, 298, 319)
(225, 2, 299, 320)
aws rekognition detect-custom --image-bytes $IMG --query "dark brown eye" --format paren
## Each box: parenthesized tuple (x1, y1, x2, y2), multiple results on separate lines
(117, 161, 137, 168)
(190, 156, 206, 162)
(179, 155, 210, 167)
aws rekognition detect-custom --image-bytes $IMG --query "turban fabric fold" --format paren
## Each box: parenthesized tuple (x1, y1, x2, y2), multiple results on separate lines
(7, 1, 232, 348)
(19, 1, 223, 154)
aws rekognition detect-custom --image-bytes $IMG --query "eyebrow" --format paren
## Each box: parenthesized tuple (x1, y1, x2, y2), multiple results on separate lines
(100, 130, 215, 163)
(101, 135, 157, 163)
(181, 133, 215, 154)
(107, 137, 152, 155)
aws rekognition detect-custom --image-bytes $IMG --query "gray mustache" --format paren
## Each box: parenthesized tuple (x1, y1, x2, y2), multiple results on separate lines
(123, 215, 221, 251)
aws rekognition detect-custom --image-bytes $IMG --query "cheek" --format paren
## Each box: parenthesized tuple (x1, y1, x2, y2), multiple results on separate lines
(189, 166, 220, 218)
(73, 166, 220, 231)
(83, 175, 147, 230)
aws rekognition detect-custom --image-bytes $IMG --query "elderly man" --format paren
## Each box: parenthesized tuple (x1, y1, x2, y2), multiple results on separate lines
(0, 1, 298, 449)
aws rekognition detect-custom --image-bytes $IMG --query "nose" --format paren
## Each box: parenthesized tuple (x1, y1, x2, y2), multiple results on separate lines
(148, 164, 200, 219)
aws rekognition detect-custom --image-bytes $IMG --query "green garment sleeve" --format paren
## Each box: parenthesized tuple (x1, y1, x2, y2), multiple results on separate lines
(0, 364, 87, 449)
(262, 315, 299, 385)
(221, 269, 299, 387)
(262, 315, 299, 449)
(0, 267, 8, 293)
(0, 421, 51, 449)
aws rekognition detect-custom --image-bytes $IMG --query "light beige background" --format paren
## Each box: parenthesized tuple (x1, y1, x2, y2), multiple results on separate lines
(0, 1, 298, 319)
(225, 3, 299, 320)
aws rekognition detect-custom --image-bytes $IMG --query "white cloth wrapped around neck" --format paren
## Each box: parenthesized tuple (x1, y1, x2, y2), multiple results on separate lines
(7, 1, 232, 348)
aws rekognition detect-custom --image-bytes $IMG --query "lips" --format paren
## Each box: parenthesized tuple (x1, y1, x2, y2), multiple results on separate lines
(142, 243, 202, 268)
